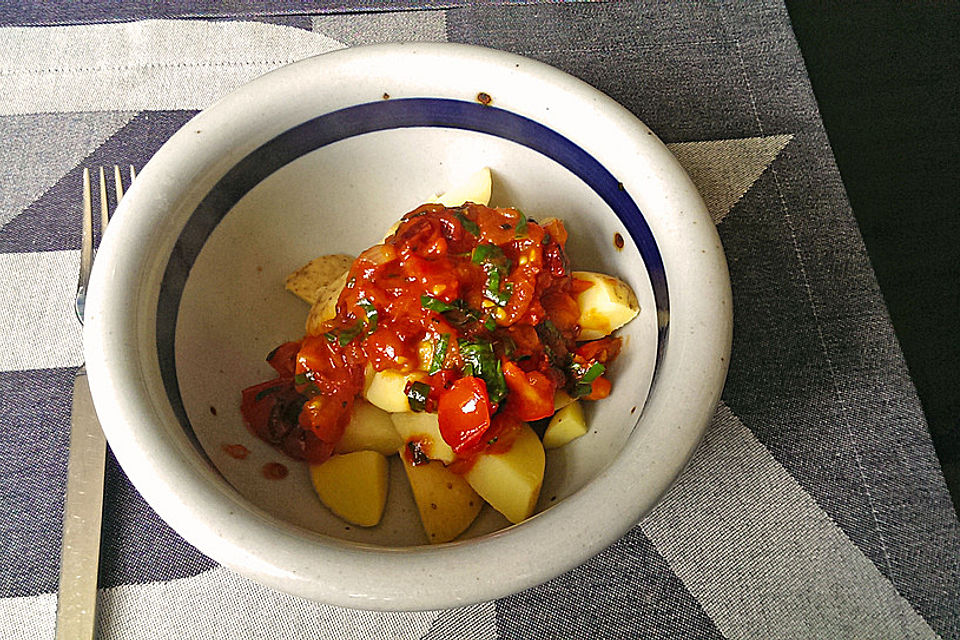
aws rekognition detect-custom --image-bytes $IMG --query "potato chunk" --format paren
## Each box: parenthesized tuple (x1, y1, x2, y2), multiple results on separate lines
(571, 271, 640, 340)
(390, 412, 456, 464)
(363, 368, 425, 414)
(309, 450, 389, 527)
(542, 400, 587, 449)
(285, 254, 353, 305)
(334, 400, 403, 456)
(399, 455, 482, 544)
(464, 423, 545, 524)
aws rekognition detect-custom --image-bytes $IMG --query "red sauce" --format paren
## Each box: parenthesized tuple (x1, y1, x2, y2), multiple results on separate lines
(241, 203, 621, 467)
(262, 462, 289, 480)
(222, 443, 250, 459)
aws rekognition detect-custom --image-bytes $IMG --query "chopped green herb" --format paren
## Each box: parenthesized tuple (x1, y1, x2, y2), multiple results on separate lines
(406, 381, 432, 412)
(515, 209, 528, 237)
(293, 372, 308, 386)
(338, 322, 363, 346)
(581, 362, 606, 383)
(254, 384, 287, 402)
(471, 243, 498, 264)
(459, 339, 507, 405)
(421, 294, 456, 313)
(483, 315, 497, 331)
(456, 212, 480, 236)
(429, 333, 450, 375)
(357, 298, 378, 333)
(323, 332, 338, 344)
(573, 382, 594, 398)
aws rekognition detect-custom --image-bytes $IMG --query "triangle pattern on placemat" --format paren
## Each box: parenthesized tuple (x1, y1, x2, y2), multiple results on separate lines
(667, 134, 793, 224)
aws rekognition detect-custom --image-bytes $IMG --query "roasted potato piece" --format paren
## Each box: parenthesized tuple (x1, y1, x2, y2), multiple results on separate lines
(334, 400, 403, 456)
(399, 455, 483, 544)
(464, 423, 545, 524)
(542, 400, 587, 449)
(571, 271, 640, 341)
(309, 450, 389, 527)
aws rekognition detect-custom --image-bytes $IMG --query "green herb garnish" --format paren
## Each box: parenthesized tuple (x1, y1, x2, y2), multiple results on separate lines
(406, 381, 432, 412)
(515, 209, 528, 237)
(293, 372, 308, 386)
(421, 294, 456, 313)
(456, 212, 480, 236)
(429, 333, 450, 375)
(357, 298, 378, 333)
(337, 322, 363, 347)
(459, 339, 507, 405)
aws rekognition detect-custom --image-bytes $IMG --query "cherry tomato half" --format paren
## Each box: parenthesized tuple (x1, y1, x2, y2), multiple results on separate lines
(502, 359, 556, 421)
(438, 376, 492, 454)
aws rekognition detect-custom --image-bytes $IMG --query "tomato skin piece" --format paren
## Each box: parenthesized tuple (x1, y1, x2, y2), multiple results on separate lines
(584, 376, 612, 400)
(502, 359, 556, 421)
(266, 341, 301, 377)
(438, 376, 493, 454)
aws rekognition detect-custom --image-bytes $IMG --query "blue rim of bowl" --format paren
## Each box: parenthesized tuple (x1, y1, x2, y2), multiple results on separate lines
(157, 97, 669, 451)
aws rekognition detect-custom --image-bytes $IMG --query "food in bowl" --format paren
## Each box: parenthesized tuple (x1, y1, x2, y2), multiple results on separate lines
(240, 169, 640, 542)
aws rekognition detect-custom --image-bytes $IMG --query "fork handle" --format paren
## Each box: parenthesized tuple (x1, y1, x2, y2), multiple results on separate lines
(55, 371, 107, 640)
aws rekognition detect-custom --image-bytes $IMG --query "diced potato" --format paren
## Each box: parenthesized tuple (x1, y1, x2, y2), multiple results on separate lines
(430, 167, 492, 208)
(399, 454, 482, 544)
(334, 400, 403, 456)
(390, 412, 456, 464)
(464, 423, 545, 524)
(363, 367, 425, 414)
(309, 450, 389, 527)
(285, 254, 353, 305)
(571, 271, 640, 340)
(305, 270, 349, 336)
(554, 389, 575, 411)
(542, 400, 587, 449)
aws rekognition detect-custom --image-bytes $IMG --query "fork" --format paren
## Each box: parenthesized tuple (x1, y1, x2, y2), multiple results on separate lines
(55, 166, 135, 640)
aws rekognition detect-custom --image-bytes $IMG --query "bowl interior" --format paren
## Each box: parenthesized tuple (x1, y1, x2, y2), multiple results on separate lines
(173, 125, 659, 545)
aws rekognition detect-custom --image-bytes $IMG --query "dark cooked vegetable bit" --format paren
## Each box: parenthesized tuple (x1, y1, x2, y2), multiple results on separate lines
(406, 381, 432, 412)
(407, 440, 430, 466)
(429, 333, 450, 375)
(421, 294, 456, 313)
(293, 372, 308, 386)
(459, 339, 507, 405)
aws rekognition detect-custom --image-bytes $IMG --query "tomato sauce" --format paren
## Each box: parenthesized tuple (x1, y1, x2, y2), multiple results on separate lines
(241, 203, 620, 467)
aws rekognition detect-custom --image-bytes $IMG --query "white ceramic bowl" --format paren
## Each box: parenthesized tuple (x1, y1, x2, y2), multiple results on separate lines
(85, 43, 731, 610)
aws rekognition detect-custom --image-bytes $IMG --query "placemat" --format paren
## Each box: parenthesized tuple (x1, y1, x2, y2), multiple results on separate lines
(1, 2, 958, 638)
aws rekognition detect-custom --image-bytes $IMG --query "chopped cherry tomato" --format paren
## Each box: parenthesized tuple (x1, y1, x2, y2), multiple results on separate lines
(584, 375, 612, 400)
(575, 336, 622, 364)
(438, 376, 492, 453)
(266, 341, 301, 377)
(502, 359, 556, 421)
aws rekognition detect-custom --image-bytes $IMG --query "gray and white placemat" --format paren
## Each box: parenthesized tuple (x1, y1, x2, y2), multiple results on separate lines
(1, 2, 958, 638)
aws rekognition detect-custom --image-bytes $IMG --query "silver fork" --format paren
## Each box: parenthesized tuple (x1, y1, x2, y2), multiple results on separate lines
(56, 166, 135, 640)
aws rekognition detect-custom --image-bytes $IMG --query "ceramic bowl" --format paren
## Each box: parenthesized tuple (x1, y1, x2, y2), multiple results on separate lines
(85, 43, 731, 610)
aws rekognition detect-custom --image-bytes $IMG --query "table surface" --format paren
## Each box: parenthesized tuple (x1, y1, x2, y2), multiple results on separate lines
(1, 2, 958, 639)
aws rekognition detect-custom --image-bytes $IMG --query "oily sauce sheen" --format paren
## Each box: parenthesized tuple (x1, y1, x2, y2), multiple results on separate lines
(241, 203, 620, 467)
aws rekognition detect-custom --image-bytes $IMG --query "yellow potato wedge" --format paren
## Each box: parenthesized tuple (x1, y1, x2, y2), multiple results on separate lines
(309, 450, 389, 527)
(334, 400, 403, 456)
(399, 454, 482, 544)
(553, 389, 576, 411)
(305, 270, 349, 336)
(464, 423, 545, 524)
(430, 167, 492, 207)
(390, 411, 456, 464)
(542, 400, 587, 449)
(571, 270, 640, 340)
(363, 367, 426, 414)
(285, 253, 353, 305)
